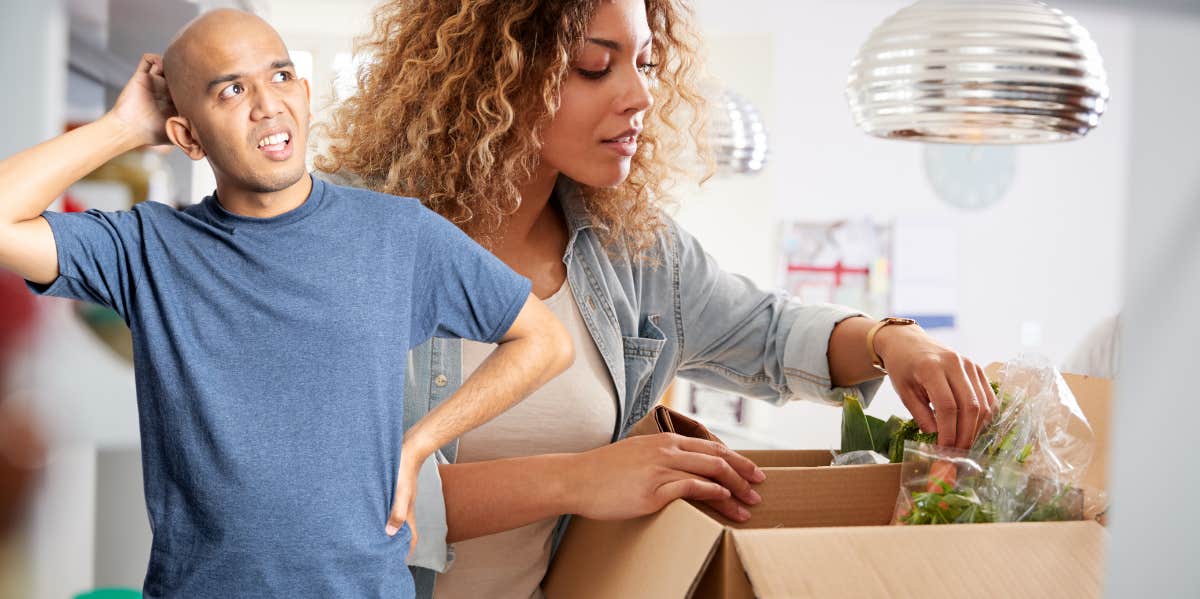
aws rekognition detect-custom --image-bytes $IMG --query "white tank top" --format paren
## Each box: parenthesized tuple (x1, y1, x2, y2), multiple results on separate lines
(432, 280, 618, 599)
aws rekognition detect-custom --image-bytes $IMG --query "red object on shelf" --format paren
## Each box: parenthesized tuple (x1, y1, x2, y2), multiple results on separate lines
(786, 260, 870, 286)
(62, 193, 85, 213)
(0, 273, 37, 372)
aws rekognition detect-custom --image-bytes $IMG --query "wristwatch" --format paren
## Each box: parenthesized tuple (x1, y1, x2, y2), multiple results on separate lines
(866, 317, 918, 375)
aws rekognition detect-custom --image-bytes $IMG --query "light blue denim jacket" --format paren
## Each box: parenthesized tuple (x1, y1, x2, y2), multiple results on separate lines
(398, 176, 882, 598)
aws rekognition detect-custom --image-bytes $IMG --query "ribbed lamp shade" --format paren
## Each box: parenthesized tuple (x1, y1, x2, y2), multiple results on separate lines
(710, 88, 769, 173)
(846, 0, 1109, 144)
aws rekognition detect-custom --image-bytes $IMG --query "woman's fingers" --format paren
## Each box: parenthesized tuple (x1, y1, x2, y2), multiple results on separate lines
(666, 447, 762, 507)
(675, 436, 765, 480)
(922, 369, 959, 447)
(654, 478, 746, 521)
(943, 361, 982, 449)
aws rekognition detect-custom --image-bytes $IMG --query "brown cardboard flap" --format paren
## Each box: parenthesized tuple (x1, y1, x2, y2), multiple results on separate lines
(692, 530, 755, 599)
(1060, 373, 1112, 492)
(739, 449, 834, 468)
(695, 463, 901, 529)
(542, 500, 724, 599)
(730, 521, 1106, 599)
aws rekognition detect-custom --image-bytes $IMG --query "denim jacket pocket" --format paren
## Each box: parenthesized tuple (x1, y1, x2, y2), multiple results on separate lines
(622, 314, 667, 432)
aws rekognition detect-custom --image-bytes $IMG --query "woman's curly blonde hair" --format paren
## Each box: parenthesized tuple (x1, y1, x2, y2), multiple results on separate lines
(315, 0, 709, 255)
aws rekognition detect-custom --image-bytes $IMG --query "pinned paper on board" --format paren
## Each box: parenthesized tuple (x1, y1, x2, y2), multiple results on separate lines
(780, 219, 892, 318)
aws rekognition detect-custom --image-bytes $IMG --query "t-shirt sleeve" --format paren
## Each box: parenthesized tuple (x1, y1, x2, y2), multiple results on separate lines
(26, 208, 143, 321)
(409, 206, 532, 346)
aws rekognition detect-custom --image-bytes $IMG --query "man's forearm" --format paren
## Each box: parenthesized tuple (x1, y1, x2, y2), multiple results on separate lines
(404, 332, 568, 458)
(440, 452, 577, 543)
(0, 115, 142, 225)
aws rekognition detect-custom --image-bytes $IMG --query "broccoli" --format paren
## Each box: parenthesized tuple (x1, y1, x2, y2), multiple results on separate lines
(887, 419, 939, 464)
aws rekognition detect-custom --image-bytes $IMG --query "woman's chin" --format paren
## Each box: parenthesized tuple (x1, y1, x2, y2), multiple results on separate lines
(568, 164, 632, 189)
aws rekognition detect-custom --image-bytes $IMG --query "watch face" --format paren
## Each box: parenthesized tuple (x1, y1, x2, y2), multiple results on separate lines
(923, 144, 1016, 211)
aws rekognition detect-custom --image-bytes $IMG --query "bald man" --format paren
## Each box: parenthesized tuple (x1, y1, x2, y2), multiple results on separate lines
(0, 9, 572, 597)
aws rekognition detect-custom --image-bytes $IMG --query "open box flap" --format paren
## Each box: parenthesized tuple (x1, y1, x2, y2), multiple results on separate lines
(695, 462, 901, 529)
(730, 521, 1106, 599)
(542, 500, 724, 599)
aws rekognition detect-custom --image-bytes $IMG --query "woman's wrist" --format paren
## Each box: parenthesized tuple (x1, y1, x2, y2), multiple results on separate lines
(543, 452, 584, 516)
(873, 320, 924, 367)
(828, 316, 879, 386)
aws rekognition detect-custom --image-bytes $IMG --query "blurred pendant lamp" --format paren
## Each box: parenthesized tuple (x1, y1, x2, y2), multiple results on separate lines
(845, 0, 1109, 144)
(709, 88, 769, 174)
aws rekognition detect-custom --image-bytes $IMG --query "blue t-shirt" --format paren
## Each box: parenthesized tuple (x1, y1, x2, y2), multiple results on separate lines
(29, 176, 531, 598)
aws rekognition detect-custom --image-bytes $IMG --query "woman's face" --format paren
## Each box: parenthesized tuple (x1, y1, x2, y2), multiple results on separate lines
(539, 0, 656, 188)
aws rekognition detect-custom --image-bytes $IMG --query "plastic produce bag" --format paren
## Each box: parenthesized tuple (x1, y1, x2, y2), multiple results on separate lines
(893, 442, 1086, 525)
(832, 449, 892, 466)
(893, 354, 1105, 525)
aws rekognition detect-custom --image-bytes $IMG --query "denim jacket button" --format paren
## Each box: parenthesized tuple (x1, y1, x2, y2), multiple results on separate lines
(434, 374, 448, 387)
(586, 296, 597, 310)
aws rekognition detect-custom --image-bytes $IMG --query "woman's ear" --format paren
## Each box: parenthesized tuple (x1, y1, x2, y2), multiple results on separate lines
(165, 116, 206, 160)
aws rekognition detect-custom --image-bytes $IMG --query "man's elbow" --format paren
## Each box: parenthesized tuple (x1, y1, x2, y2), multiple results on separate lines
(544, 318, 575, 376)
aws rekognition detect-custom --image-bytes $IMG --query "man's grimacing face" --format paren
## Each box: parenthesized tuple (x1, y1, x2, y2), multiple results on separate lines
(164, 10, 311, 194)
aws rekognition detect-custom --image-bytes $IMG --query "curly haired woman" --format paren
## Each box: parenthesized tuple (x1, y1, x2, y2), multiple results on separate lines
(318, 1, 997, 597)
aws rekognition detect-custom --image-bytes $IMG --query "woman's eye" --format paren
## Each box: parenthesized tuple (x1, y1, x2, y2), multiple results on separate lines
(219, 82, 244, 100)
(637, 62, 659, 76)
(576, 67, 610, 80)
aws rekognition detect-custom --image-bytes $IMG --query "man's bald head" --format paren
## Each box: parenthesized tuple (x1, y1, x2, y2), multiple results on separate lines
(163, 9, 289, 113)
(158, 8, 310, 197)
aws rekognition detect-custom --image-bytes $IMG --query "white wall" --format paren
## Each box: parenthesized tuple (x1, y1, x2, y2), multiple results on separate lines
(1107, 10, 1200, 596)
(675, 0, 1131, 448)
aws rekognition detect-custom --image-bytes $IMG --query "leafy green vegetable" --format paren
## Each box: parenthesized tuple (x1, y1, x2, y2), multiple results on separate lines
(841, 381, 1017, 465)
(875, 377, 1088, 526)
(900, 480, 995, 525)
(887, 419, 937, 464)
(1024, 485, 1078, 522)
(840, 395, 875, 454)
(840, 395, 901, 455)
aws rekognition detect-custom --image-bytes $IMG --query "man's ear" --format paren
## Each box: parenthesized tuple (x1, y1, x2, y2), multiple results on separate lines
(165, 116, 206, 160)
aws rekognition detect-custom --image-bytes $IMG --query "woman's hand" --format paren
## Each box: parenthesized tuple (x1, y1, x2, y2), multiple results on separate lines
(564, 433, 765, 523)
(875, 324, 998, 449)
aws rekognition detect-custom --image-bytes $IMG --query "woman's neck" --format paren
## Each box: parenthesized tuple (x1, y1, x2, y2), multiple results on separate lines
(496, 163, 571, 299)
(508, 164, 561, 244)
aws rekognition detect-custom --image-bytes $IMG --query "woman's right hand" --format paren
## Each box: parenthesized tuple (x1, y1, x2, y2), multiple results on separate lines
(565, 433, 765, 523)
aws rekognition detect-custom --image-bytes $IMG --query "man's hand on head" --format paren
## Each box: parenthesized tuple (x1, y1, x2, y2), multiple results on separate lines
(107, 54, 177, 148)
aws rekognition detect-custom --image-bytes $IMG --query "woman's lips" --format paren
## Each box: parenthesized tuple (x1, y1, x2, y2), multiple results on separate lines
(602, 135, 637, 157)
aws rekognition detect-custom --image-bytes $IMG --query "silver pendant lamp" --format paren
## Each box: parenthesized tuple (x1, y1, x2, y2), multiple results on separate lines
(709, 88, 769, 174)
(846, 0, 1109, 144)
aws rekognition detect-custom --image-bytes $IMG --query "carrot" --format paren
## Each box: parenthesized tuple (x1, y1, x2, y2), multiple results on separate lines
(928, 459, 958, 494)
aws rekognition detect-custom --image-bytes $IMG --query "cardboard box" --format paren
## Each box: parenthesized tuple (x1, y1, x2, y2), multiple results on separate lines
(543, 373, 1111, 599)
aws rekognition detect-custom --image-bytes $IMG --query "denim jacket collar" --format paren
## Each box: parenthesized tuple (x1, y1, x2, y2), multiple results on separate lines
(554, 177, 596, 240)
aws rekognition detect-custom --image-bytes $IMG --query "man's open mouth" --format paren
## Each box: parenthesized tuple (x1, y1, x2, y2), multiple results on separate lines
(257, 132, 291, 152)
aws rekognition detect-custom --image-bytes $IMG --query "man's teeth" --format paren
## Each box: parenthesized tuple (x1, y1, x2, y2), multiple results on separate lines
(257, 133, 290, 148)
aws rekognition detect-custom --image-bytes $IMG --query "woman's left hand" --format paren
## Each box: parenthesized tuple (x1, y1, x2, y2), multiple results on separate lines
(874, 325, 998, 449)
